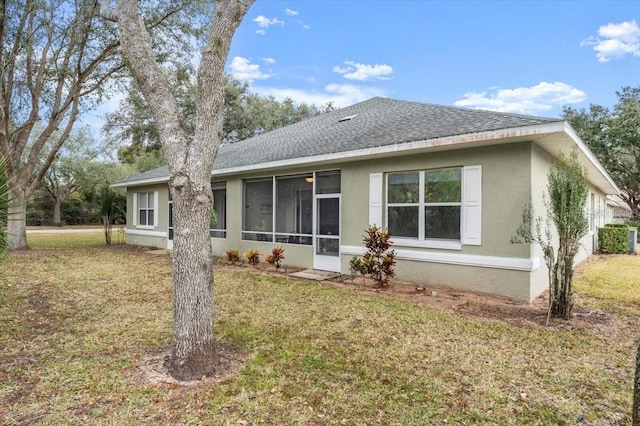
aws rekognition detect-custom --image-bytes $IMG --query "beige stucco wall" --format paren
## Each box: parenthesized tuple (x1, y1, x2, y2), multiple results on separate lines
(528, 143, 554, 299)
(337, 142, 536, 300)
(122, 139, 613, 302)
(340, 142, 533, 259)
(389, 259, 533, 301)
(125, 184, 170, 249)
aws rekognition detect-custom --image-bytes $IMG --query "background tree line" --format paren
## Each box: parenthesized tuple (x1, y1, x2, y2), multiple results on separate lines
(563, 86, 640, 221)
(104, 69, 333, 173)
(26, 72, 332, 226)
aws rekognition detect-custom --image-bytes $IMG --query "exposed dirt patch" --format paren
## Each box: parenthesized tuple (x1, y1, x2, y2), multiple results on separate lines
(321, 276, 613, 332)
(213, 259, 613, 332)
(135, 341, 247, 388)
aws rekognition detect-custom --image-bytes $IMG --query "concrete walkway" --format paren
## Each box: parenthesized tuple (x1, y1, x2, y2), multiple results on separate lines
(288, 269, 341, 281)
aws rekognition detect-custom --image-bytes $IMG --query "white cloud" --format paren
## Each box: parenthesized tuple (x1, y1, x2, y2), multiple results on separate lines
(453, 82, 587, 115)
(228, 56, 271, 82)
(262, 57, 276, 64)
(333, 61, 393, 81)
(581, 20, 640, 62)
(296, 20, 311, 30)
(253, 15, 284, 34)
(251, 83, 386, 108)
(285, 8, 298, 16)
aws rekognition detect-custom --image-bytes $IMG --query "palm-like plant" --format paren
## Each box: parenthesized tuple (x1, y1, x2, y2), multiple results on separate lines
(0, 156, 10, 260)
(99, 181, 116, 245)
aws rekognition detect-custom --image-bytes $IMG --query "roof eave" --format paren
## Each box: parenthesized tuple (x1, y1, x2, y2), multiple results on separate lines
(111, 176, 170, 188)
(112, 121, 620, 197)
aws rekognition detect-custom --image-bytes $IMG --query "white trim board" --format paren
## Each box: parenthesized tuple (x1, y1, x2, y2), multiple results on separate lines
(341, 245, 540, 272)
(126, 229, 167, 238)
(112, 176, 169, 188)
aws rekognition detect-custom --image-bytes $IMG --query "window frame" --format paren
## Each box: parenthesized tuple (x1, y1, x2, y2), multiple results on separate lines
(241, 172, 337, 245)
(134, 191, 158, 229)
(385, 167, 463, 250)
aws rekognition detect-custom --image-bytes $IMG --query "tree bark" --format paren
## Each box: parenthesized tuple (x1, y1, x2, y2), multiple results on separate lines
(53, 197, 62, 226)
(167, 184, 215, 379)
(103, 0, 254, 380)
(7, 187, 28, 250)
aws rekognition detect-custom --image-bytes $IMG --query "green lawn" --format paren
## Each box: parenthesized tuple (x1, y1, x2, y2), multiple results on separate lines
(0, 232, 637, 425)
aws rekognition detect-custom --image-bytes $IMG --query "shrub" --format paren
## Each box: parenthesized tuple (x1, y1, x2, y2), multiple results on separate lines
(350, 225, 396, 288)
(244, 249, 260, 268)
(265, 247, 285, 271)
(599, 225, 629, 254)
(511, 150, 589, 320)
(225, 249, 241, 264)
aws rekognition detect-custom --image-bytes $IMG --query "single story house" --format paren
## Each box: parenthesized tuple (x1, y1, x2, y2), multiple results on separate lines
(112, 97, 619, 302)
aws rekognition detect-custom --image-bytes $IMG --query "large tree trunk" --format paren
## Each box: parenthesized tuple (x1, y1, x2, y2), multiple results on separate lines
(7, 187, 28, 250)
(102, 0, 253, 381)
(167, 180, 215, 379)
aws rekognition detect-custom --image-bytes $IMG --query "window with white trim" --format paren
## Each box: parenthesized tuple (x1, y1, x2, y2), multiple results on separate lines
(372, 166, 481, 248)
(387, 168, 462, 241)
(137, 192, 156, 227)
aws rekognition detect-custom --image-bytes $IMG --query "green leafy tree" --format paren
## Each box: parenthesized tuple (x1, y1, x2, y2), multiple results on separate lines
(27, 126, 133, 226)
(0, 0, 199, 249)
(103, 66, 197, 168)
(563, 86, 640, 219)
(104, 73, 334, 167)
(512, 150, 589, 321)
(40, 128, 100, 225)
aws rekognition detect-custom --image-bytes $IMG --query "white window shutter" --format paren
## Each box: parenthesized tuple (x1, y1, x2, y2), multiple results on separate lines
(153, 191, 159, 228)
(462, 165, 482, 245)
(369, 173, 383, 227)
(132, 192, 138, 226)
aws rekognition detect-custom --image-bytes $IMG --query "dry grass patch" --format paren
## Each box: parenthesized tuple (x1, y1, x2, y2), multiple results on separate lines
(0, 232, 637, 425)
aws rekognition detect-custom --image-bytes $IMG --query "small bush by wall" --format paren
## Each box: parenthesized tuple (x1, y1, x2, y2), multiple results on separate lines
(599, 224, 629, 254)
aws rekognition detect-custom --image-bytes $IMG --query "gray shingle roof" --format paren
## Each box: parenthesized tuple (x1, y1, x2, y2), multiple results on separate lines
(215, 97, 559, 169)
(115, 97, 561, 186)
(111, 165, 169, 186)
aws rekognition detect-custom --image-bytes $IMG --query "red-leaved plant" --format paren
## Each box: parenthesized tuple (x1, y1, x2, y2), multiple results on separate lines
(265, 247, 285, 271)
(349, 225, 396, 288)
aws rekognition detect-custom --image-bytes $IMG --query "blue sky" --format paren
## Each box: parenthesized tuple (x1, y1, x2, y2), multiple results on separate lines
(224, 0, 639, 118)
(83, 0, 639, 135)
